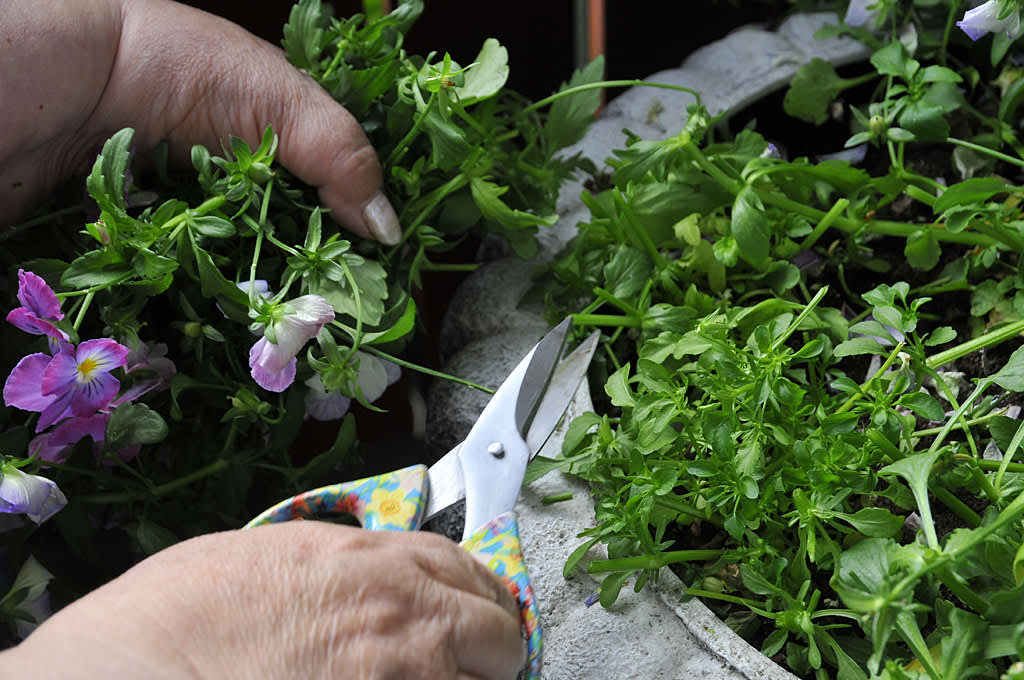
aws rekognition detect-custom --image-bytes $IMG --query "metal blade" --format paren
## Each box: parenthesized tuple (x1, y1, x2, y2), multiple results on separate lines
(514, 317, 572, 436)
(525, 329, 599, 455)
(422, 325, 598, 522)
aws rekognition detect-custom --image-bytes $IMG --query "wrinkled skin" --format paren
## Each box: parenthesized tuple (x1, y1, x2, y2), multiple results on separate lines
(2, 522, 525, 679)
(0, 0, 401, 243)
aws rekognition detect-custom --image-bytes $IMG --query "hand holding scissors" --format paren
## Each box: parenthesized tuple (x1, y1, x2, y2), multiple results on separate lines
(246, 318, 599, 679)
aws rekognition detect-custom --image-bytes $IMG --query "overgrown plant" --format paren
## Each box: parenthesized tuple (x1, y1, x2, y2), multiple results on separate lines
(0, 0, 607, 641)
(535, 1, 1024, 677)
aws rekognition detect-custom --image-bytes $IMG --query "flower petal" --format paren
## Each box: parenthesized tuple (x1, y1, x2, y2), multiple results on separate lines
(250, 352, 298, 392)
(0, 467, 67, 523)
(16, 270, 63, 320)
(4, 354, 57, 413)
(6, 308, 69, 341)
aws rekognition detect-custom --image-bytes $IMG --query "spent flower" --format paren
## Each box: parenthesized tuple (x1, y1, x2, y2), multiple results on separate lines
(0, 465, 67, 524)
(957, 0, 1023, 40)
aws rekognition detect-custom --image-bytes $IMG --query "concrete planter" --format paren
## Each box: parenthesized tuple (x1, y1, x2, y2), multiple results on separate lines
(425, 12, 869, 679)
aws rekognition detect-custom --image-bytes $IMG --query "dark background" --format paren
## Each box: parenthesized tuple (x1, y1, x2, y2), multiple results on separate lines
(182, 1, 783, 100)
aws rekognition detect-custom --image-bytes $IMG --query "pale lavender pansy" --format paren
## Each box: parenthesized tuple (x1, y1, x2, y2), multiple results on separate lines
(303, 353, 402, 421)
(0, 465, 67, 524)
(844, 0, 880, 27)
(957, 0, 1022, 40)
(249, 295, 335, 392)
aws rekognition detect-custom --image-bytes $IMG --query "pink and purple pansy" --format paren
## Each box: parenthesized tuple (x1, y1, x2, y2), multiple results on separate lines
(5, 269, 69, 343)
(249, 295, 335, 392)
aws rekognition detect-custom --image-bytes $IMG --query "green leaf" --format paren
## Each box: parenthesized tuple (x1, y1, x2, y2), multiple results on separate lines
(934, 177, 1011, 214)
(130, 518, 178, 556)
(422, 100, 470, 170)
(361, 297, 417, 345)
(835, 507, 904, 538)
(730, 186, 770, 266)
(833, 336, 888, 357)
(282, 0, 325, 72)
(320, 257, 388, 326)
(456, 38, 509, 105)
(105, 402, 169, 451)
(599, 570, 633, 608)
(904, 229, 941, 270)
(603, 246, 651, 300)
(897, 391, 945, 421)
(563, 537, 601, 577)
(543, 56, 604, 150)
(898, 99, 949, 142)
(62, 250, 131, 288)
(131, 248, 179, 280)
(190, 215, 236, 239)
(605, 364, 635, 408)
(993, 344, 1024, 392)
(193, 246, 249, 318)
(470, 177, 556, 256)
(783, 58, 847, 125)
(86, 128, 135, 216)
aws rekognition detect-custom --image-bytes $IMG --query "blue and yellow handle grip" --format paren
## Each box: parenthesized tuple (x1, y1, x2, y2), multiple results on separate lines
(245, 464, 541, 679)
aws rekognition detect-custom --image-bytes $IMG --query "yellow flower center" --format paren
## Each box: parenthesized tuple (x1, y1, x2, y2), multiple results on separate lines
(77, 357, 99, 379)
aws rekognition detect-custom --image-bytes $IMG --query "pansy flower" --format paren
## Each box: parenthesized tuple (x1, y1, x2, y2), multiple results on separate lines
(957, 0, 1022, 40)
(249, 295, 335, 392)
(4, 339, 130, 431)
(5, 269, 68, 343)
(0, 465, 67, 524)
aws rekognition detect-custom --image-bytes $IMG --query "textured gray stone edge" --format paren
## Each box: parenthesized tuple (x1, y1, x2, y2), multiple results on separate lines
(426, 10, 868, 679)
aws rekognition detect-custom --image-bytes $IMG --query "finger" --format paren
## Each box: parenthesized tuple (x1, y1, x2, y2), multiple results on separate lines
(403, 532, 521, 620)
(440, 583, 527, 680)
(97, 0, 401, 244)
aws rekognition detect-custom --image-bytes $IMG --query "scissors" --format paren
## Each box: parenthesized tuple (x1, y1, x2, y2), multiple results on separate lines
(245, 317, 598, 679)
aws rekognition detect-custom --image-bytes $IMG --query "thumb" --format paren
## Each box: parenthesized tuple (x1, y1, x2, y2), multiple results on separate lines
(97, 0, 401, 244)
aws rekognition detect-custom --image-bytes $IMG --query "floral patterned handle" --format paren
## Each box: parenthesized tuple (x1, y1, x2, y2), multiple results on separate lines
(460, 511, 542, 680)
(244, 464, 429, 531)
(245, 466, 541, 678)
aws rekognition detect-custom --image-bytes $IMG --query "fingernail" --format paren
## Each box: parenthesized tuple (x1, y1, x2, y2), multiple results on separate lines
(362, 191, 401, 245)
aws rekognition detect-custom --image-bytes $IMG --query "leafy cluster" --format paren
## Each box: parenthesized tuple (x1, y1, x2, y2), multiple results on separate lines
(534, 1, 1024, 677)
(0, 0, 602, 641)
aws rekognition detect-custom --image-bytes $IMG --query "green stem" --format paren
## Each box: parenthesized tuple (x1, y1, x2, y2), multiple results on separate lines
(836, 342, 906, 414)
(363, 346, 494, 393)
(948, 137, 1024, 170)
(571, 313, 640, 328)
(75, 458, 231, 505)
(587, 549, 725, 573)
(522, 80, 701, 116)
(0, 204, 86, 242)
(799, 199, 850, 251)
(927, 318, 1024, 369)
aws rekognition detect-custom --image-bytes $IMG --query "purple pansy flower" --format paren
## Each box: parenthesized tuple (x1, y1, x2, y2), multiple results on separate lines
(5, 270, 68, 343)
(0, 465, 67, 524)
(4, 339, 130, 431)
(957, 0, 1022, 40)
(249, 295, 335, 392)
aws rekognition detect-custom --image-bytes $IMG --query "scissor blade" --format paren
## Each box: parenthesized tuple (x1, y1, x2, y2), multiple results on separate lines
(422, 326, 597, 522)
(525, 329, 599, 455)
(514, 317, 571, 436)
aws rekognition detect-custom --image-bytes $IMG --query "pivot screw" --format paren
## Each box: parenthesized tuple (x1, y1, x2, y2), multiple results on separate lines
(488, 442, 505, 459)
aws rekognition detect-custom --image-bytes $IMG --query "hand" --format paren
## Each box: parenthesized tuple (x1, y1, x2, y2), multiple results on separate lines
(0, 0, 401, 243)
(5, 521, 526, 679)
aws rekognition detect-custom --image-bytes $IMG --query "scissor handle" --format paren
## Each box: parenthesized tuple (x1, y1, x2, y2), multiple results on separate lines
(245, 466, 541, 678)
(460, 511, 542, 680)
(244, 464, 429, 530)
